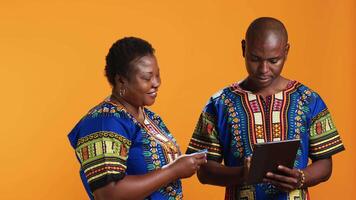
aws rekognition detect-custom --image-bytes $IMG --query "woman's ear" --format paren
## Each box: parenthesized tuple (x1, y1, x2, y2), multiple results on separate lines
(114, 74, 125, 87)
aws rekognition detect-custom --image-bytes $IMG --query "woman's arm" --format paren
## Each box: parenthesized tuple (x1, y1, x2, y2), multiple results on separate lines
(94, 153, 206, 200)
(263, 157, 332, 192)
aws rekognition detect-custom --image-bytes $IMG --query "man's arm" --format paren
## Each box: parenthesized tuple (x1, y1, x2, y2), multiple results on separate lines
(197, 158, 251, 187)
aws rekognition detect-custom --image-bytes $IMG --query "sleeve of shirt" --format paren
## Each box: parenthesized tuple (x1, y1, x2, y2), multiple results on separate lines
(308, 93, 345, 161)
(73, 115, 134, 192)
(186, 98, 223, 162)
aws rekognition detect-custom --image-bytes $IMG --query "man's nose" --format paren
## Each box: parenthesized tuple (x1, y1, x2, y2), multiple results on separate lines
(258, 61, 269, 73)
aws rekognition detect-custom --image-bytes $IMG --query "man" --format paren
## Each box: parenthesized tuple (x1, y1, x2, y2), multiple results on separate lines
(186, 17, 345, 199)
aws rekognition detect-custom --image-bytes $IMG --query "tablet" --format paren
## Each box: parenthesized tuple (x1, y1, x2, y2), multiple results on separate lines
(246, 139, 300, 185)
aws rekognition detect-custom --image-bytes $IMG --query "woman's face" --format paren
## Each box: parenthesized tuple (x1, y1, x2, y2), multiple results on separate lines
(116, 55, 161, 107)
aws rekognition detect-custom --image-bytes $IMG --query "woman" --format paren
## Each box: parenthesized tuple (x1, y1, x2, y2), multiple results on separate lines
(68, 37, 206, 200)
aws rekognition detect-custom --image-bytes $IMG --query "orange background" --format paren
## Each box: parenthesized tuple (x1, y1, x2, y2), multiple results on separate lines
(0, 1, 354, 199)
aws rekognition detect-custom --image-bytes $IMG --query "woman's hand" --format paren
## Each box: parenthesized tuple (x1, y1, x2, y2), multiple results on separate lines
(94, 153, 206, 200)
(263, 165, 303, 192)
(166, 153, 207, 179)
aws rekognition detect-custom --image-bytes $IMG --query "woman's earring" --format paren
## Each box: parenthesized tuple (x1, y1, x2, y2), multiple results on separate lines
(119, 88, 126, 97)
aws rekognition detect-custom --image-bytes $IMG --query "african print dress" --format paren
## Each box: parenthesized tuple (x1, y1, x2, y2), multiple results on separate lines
(186, 81, 345, 200)
(68, 98, 182, 200)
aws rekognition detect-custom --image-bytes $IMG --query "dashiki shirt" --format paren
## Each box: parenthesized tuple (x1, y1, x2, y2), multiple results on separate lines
(186, 81, 345, 200)
(68, 98, 182, 200)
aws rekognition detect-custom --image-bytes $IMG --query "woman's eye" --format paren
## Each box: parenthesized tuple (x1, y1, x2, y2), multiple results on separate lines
(142, 75, 152, 80)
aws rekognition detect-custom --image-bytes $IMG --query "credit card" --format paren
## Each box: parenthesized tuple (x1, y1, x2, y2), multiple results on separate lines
(189, 149, 208, 155)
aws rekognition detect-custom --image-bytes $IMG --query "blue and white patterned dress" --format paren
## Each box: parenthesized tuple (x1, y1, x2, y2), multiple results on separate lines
(68, 98, 183, 200)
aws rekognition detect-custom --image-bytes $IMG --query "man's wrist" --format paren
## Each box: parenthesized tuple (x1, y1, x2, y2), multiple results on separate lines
(297, 169, 305, 189)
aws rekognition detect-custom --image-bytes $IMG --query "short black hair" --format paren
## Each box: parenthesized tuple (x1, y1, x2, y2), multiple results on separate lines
(105, 37, 155, 85)
(246, 17, 288, 44)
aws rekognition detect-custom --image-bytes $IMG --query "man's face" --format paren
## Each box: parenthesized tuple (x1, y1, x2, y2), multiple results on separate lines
(242, 32, 289, 88)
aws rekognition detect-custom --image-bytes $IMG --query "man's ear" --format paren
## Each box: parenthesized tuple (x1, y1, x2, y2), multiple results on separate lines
(285, 43, 290, 56)
(241, 40, 246, 58)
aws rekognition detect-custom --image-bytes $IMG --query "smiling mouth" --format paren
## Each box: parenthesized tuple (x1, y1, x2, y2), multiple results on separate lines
(147, 91, 158, 97)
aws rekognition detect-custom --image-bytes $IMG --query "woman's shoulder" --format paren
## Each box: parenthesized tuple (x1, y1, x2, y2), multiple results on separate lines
(81, 99, 139, 131)
(84, 99, 127, 119)
(68, 99, 137, 148)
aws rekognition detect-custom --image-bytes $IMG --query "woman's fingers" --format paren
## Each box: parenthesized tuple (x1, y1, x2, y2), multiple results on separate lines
(197, 156, 207, 165)
(194, 154, 207, 165)
(187, 151, 207, 166)
(192, 152, 206, 159)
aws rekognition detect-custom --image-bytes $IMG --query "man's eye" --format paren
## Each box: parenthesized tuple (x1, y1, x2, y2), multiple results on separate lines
(269, 59, 278, 64)
(250, 57, 259, 62)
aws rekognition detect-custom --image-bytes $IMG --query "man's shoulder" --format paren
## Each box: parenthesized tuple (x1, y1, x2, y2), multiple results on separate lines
(291, 81, 320, 97)
(293, 81, 309, 90)
(208, 84, 236, 102)
(201, 82, 244, 110)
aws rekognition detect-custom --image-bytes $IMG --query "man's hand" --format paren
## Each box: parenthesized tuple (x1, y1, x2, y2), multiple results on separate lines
(263, 165, 303, 192)
(242, 157, 252, 183)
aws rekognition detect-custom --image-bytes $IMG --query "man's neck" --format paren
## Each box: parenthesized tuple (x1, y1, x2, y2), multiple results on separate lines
(242, 76, 290, 98)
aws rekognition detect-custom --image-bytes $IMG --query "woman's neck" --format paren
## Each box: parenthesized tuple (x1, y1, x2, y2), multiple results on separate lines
(111, 93, 145, 123)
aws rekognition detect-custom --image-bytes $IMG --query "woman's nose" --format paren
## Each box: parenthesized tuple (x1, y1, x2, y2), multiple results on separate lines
(152, 76, 161, 88)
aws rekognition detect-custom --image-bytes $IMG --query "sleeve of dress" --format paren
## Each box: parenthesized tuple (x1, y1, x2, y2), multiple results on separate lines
(73, 116, 134, 192)
(308, 93, 345, 161)
(186, 98, 223, 162)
